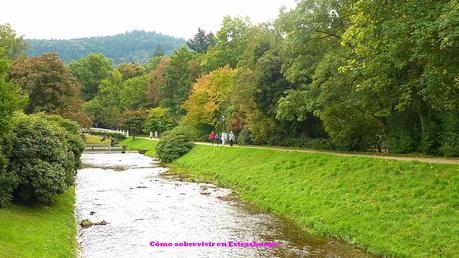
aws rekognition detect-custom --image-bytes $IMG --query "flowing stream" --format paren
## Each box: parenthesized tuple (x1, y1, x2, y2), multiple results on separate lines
(76, 152, 373, 258)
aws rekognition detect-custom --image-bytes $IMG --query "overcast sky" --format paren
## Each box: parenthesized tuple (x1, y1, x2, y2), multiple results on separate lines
(1, 0, 297, 40)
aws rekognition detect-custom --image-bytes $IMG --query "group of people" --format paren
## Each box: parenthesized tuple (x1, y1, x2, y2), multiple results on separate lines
(209, 131, 236, 146)
(149, 131, 159, 139)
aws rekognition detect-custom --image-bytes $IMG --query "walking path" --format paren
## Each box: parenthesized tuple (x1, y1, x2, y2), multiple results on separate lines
(138, 137, 459, 165)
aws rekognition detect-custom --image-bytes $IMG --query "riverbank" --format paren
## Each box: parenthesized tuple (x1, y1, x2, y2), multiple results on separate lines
(0, 188, 76, 258)
(122, 138, 459, 257)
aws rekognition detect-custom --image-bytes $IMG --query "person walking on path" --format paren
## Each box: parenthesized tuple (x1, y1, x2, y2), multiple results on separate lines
(215, 133, 221, 144)
(229, 131, 236, 146)
(149, 131, 153, 139)
(154, 131, 158, 139)
(221, 132, 228, 146)
(209, 131, 216, 145)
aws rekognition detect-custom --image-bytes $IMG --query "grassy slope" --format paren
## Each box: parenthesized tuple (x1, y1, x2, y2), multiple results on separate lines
(121, 139, 459, 257)
(120, 137, 157, 157)
(83, 133, 109, 145)
(0, 188, 76, 258)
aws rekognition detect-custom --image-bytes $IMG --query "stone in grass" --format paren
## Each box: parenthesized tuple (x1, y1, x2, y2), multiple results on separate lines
(80, 219, 93, 228)
(80, 219, 109, 228)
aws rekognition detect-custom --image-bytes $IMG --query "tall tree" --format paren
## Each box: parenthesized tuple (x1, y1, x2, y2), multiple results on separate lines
(8, 53, 90, 127)
(69, 53, 113, 101)
(145, 56, 170, 108)
(161, 47, 200, 117)
(187, 28, 216, 53)
(201, 17, 250, 72)
(0, 51, 25, 204)
(0, 24, 28, 60)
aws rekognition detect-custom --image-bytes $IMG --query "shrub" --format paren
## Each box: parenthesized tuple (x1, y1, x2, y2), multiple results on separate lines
(6, 114, 84, 203)
(155, 128, 193, 163)
(237, 128, 252, 145)
(439, 110, 459, 157)
(273, 137, 334, 150)
(88, 129, 127, 140)
(0, 174, 16, 207)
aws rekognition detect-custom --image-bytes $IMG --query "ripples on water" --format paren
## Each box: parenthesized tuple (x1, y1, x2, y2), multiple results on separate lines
(76, 152, 373, 258)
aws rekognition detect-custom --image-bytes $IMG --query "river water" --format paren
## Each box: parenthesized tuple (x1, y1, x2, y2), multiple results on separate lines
(76, 152, 373, 258)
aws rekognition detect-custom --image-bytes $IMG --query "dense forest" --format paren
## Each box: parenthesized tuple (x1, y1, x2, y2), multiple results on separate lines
(2, 0, 459, 157)
(27, 30, 185, 64)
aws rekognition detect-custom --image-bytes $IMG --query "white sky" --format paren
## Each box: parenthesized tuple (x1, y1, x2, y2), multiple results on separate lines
(0, 0, 297, 40)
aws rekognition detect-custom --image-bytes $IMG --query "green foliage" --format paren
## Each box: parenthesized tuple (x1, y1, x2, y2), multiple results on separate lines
(69, 53, 113, 101)
(440, 110, 459, 157)
(0, 24, 28, 60)
(237, 128, 252, 145)
(28, 30, 185, 64)
(118, 63, 146, 80)
(8, 53, 90, 127)
(121, 109, 148, 134)
(155, 128, 194, 163)
(143, 107, 174, 134)
(0, 52, 25, 207)
(187, 28, 216, 53)
(161, 46, 201, 116)
(201, 17, 250, 72)
(6, 114, 84, 204)
(88, 130, 127, 140)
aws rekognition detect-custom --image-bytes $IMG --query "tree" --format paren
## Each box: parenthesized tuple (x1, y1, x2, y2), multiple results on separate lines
(28, 30, 185, 64)
(184, 66, 236, 129)
(121, 75, 149, 109)
(8, 53, 89, 127)
(201, 16, 250, 72)
(187, 28, 216, 53)
(144, 45, 166, 71)
(118, 63, 146, 80)
(121, 109, 148, 134)
(143, 107, 174, 134)
(341, 0, 459, 152)
(145, 56, 170, 108)
(69, 53, 113, 101)
(161, 47, 201, 117)
(0, 24, 28, 60)
(0, 50, 25, 206)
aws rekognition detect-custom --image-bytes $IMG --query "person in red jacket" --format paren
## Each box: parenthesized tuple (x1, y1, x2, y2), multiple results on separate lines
(209, 131, 216, 145)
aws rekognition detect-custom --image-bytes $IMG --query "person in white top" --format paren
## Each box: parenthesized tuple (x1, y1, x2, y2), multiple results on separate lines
(229, 131, 236, 146)
(221, 132, 228, 146)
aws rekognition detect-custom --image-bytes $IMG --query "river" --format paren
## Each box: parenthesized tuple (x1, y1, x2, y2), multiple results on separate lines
(76, 152, 373, 258)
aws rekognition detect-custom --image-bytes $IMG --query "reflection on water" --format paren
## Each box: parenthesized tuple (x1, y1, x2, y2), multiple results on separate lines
(76, 153, 373, 258)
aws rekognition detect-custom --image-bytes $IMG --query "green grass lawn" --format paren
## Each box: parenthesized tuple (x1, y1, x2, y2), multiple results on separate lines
(122, 138, 459, 257)
(120, 137, 158, 157)
(82, 133, 109, 145)
(0, 188, 76, 258)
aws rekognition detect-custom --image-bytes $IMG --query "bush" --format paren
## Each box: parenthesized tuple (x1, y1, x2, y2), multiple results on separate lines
(6, 114, 84, 204)
(155, 128, 193, 163)
(273, 137, 334, 150)
(88, 129, 127, 140)
(439, 110, 459, 157)
(0, 174, 16, 207)
(237, 128, 252, 145)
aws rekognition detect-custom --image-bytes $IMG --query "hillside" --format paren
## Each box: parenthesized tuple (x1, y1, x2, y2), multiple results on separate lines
(27, 30, 186, 64)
